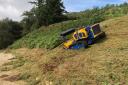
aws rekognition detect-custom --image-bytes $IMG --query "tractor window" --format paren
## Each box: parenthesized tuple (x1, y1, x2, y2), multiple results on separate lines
(79, 33, 83, 38)
(82, 33, 85, 37)
(92, 24, 101, 35)
(74, 34, 78, 40)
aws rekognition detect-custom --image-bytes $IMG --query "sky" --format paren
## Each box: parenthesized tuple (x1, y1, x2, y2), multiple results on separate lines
(0, 0, 127, 21)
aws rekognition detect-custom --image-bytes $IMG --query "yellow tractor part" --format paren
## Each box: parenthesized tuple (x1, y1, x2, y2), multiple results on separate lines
(63, 39, 75, 49)
(63, 27, 88, 49)
(73, 27, 88, 41)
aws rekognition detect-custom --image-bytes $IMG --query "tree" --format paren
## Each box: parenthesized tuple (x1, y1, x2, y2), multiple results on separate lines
(21, 8, 38, 35)
(46, 0, 66, 23)
(21, 0, 67, 34)
(30, 0, 66, 26)
(0, 18, 23, 49)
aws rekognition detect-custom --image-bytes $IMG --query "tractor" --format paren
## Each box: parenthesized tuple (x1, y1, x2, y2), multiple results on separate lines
(60, 23, 105, 49)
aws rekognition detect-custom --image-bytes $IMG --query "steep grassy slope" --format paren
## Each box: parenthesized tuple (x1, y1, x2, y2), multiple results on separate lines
(7, 16, 128, 85)
(11, 19, 92, 49)
(10, 14, 127, 49)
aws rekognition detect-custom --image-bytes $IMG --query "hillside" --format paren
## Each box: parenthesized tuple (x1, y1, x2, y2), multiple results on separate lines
(67, 3, 128, 19)
(10, 19, 92, 49)
(3, 15, 128, 85)
(10, 3, 128, 49)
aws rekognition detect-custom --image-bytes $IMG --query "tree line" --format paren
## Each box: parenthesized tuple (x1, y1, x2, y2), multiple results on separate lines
(68, 2, 128, 23)
(0, 18, 22, 49)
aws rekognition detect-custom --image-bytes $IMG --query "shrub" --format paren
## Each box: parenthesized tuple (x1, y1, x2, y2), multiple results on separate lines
(0, 18, 23, 49)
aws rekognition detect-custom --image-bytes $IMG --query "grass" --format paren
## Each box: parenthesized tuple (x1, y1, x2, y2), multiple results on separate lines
(0, 54, 27, 72)
(2, 3, 128, 85)
(3, 56, 27, 69)
(8, 15, 128, 85)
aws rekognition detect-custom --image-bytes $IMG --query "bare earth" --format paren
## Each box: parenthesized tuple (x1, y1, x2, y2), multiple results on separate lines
(0, 53, 26, 85)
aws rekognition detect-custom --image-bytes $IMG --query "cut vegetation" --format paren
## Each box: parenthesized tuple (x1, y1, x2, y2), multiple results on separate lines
(6, 15, 128, 85)
(0, 2, 128, 85)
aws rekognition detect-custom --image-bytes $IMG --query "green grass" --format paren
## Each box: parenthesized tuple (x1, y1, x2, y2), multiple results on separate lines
(10, 16, 124, 49)
(10, 19, 92, 49)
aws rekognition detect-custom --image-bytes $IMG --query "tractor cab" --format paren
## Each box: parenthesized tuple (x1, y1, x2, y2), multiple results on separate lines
(73, 27, 88, 41)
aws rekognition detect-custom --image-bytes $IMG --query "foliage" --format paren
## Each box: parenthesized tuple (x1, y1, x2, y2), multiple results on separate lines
(11, 19, 91, 49)
(21, 0, 67, 35)
(0, 18, 23, 49)
(32, 0, 66, 26)
(21, 8, 38, 35)
(67, 3, 128, 21)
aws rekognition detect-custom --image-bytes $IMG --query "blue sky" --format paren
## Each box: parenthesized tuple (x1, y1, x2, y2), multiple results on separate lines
(63, 0, 128, 12)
